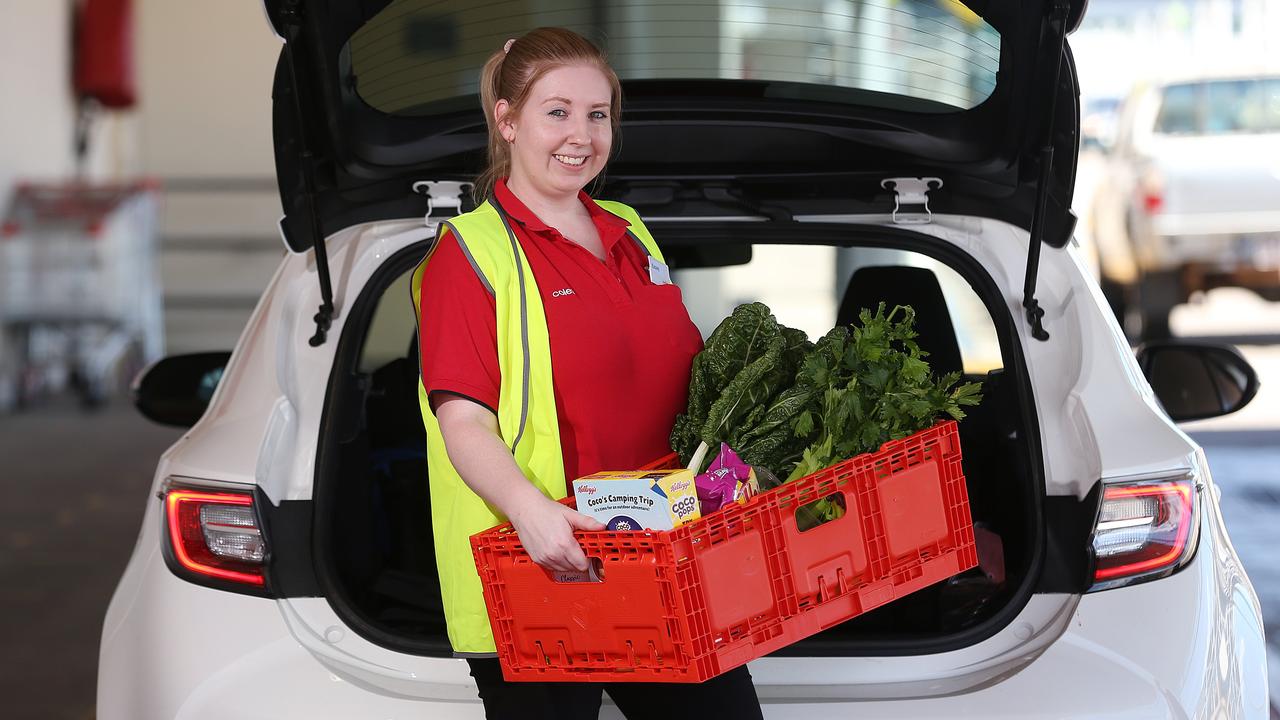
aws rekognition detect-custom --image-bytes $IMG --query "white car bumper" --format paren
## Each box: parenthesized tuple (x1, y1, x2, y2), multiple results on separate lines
(100, 499, 1266, 719)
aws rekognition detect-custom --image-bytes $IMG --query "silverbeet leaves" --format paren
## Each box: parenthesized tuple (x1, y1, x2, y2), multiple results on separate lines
(671, 302, 983, 484)
(670, 303, 813, 474)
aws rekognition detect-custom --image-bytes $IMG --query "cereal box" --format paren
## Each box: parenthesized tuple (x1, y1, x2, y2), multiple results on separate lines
(572, 469, 701, 531)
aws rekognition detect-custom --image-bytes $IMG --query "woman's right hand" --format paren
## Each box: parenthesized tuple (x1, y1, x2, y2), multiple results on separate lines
(508, 496, 606, 573)
(433, 394, 605, 572)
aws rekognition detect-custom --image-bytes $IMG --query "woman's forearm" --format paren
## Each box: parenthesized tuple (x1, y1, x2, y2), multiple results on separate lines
(434, 394, 603, 572)
(434, 397, 546, 521)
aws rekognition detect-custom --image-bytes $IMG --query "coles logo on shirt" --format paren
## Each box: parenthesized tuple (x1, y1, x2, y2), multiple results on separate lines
(551, 288, 575, 298)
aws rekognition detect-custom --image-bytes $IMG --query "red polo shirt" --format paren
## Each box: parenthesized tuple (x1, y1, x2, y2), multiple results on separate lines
(418, 178, 704, 488)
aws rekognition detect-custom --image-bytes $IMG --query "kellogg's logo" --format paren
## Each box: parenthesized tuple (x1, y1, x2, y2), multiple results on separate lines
(670, 480, 690, 492)
(578, 484, 599, 495)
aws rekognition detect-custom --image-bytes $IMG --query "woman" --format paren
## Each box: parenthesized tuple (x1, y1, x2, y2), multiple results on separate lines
(413, 27, 764, 720)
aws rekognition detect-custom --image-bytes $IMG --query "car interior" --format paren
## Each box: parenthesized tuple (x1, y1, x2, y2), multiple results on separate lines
(316, 239, 1037, 655)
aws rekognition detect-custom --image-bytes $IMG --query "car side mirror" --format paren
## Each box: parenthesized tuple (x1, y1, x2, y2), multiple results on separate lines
(1136, 342, 1259, 422)
(132, 352, 232, 427)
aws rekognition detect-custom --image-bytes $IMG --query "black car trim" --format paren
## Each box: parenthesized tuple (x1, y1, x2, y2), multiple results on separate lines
(256, 487, 322, 598)
(1038, 480, 1102, 593)
(276, 5, 337, 346)
(1020, 0, 1075, 342)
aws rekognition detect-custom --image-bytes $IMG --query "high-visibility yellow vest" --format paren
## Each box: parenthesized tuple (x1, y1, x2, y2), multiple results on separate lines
(410, 197, 665, 654)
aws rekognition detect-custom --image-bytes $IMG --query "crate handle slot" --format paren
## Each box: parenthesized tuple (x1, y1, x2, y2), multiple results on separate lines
(547, 557, 606, 583)
(795, 492, 848, 533)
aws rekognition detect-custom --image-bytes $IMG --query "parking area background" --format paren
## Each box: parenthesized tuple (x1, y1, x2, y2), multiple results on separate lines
(3, 1, 1280, 718)
(0, 403, 182, 719)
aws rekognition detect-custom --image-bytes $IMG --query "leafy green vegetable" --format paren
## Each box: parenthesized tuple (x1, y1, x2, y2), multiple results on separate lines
(702, 328, 810, 441)
(671, 304, 773, 462)
(786, 303, 983, 481)
(670, 304, 812, 471)
(729, 325, 849, 477)
(732, 384, 817, 484)
(672, 301, 982, 485)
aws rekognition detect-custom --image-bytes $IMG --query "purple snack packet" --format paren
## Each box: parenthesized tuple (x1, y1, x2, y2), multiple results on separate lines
(695, 443, 753, 515)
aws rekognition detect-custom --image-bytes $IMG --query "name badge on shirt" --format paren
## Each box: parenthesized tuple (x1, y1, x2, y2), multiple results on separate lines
(647, 256, 672, 285)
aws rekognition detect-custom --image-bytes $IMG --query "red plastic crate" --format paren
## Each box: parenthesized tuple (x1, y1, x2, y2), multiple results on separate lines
(470, 420, 976, 683)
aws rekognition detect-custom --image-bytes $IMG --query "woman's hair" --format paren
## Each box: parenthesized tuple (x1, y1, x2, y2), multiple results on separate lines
(474, 27, 622, 204)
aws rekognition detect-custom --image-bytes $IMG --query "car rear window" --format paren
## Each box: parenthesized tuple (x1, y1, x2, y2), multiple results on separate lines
(347, 0, 1000, 116)
(1155, 77, 1280, 135)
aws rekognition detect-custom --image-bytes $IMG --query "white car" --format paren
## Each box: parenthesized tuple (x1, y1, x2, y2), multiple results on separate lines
(1090, 69, 1280, 339)
(98, 1, 1269, 717)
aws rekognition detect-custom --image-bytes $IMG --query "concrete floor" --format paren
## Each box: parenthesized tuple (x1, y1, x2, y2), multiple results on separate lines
(1, 346, 1277, 718)
(0, 399, 182, 720)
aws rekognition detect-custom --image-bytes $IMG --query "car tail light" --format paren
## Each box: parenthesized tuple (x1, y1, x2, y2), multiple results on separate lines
(1138, 169, 1165, 215)
(1140, 189, 1163, 215)
(1090, 477, 1198, 591)
(163, 487, 267, 590)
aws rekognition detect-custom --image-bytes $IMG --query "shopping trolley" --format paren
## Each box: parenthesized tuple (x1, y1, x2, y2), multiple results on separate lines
(0, 181, 163, 409)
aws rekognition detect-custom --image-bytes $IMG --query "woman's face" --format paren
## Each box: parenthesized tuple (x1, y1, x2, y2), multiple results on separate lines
(497, 63, 613, 199)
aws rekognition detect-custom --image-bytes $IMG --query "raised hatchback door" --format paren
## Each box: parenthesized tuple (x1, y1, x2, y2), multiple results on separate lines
(262, 0, 1084, 253)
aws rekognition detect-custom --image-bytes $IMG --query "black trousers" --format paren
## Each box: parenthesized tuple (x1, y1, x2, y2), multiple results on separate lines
(466, 658, 764, 720)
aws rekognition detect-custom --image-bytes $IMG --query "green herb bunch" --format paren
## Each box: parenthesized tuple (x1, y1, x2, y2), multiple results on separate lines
(787, 303, 983, 481)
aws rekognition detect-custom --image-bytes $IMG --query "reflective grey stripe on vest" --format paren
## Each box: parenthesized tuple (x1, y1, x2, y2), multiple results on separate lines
(492, 205, 532, 456)
(439, 210, 531, 456)
(626, 229, 652, 259)
(440, 221, 495, 297)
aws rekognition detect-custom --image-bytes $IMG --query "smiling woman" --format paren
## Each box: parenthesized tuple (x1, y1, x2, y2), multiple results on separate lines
(407, 27, 764, 719)
(475, 33, 620, 206)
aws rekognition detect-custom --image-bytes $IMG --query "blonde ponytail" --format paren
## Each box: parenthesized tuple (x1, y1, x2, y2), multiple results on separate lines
(474, 48, 512, 205)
